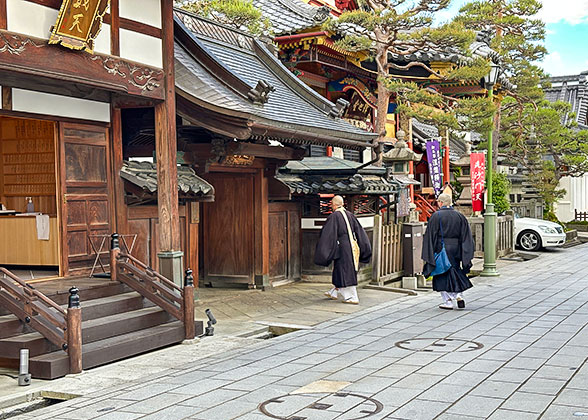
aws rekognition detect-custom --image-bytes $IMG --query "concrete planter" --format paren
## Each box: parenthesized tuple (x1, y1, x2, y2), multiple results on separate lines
(566, 229, 578, 241)
(567, 223, 588, 232)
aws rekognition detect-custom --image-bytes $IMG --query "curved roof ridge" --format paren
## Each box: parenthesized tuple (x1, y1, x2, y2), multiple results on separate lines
(275, 0, 324, 20)
(253, 39, 337, 116)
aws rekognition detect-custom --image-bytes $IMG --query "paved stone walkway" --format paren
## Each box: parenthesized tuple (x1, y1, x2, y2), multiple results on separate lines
(12, 244, 588, 420)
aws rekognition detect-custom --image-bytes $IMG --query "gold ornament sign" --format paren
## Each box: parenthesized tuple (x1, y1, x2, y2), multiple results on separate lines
(223, 155, 255, 166)
(49, 0, 110, 53)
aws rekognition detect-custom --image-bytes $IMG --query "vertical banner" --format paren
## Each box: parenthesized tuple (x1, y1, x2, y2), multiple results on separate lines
(470, 152, 486, 212)
(425, 140, 443, 197)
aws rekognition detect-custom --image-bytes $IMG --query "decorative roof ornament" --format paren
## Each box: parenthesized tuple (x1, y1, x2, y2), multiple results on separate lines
(382, 130, 423, 163)
(329, 98, 350, 118)
(313, 6, 331, 23)
(247, 80, 276, 104)
(469, 29, 501, 64)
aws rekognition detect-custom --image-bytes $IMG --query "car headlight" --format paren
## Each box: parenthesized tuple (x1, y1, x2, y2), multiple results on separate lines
(538, 225, 558, 234)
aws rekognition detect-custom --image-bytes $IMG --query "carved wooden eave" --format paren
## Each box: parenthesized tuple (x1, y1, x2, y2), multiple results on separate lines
(0, 30, 165, 100)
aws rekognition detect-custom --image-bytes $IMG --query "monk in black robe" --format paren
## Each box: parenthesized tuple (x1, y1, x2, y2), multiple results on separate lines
(314, 195, 372, 304)
(422, 193, 474, 310)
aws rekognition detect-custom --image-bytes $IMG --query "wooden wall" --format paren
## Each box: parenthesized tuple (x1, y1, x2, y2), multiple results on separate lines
(0, 117, 57, 215)
(269, 202, 301, 285)
(127, 204, 196, 275)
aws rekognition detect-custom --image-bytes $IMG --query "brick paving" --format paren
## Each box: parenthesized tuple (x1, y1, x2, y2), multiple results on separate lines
(12, 244, 588, 420)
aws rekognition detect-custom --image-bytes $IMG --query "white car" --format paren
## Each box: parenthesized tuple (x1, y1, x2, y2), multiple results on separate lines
(514, 217, 566, 251)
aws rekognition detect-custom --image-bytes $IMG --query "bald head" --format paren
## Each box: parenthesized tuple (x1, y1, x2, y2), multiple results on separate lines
(437, 193, 452, 207)
(331, 195, 344, 210)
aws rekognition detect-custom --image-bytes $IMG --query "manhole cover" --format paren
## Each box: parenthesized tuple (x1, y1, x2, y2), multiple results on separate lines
(395, 337, 484, 353)
(259, 392, 383, 420)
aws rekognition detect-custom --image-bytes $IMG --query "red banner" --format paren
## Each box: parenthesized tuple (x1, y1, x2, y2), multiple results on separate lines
(470, 153, 486, 212)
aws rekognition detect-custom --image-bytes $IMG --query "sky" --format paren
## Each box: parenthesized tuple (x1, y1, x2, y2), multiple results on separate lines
(435, 0, 588, 78)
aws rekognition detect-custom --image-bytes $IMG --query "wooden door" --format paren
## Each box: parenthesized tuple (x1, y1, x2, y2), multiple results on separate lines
(268, 202, 301, 284)
(203, 173, 254, 284)
(59, 123, 111, 275)
(269, 211, 288, 281)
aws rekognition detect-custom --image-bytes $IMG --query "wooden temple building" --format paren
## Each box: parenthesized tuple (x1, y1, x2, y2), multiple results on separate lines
(253, 0, 483, 220)
(0, 2, 384, 378)
(0, 0, 206, 378)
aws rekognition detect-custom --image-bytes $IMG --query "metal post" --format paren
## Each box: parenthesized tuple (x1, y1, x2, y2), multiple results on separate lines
(110, 233, 120, 282)
(18, 349, 31, 386)
(481, 85, 499, 277)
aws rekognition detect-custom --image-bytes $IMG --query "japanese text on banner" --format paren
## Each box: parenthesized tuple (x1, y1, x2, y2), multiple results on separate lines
(470, 153, 486, 212)
(425, 140, 443, 197)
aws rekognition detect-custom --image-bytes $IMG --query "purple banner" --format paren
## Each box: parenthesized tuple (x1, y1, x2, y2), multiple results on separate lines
(426, 140, 443, 197)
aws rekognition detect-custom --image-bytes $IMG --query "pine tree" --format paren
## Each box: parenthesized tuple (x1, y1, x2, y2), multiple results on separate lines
(178, 0, 271, 36)
(504, 100, 588, 212)
(325, 0, 489, 164)
(455, 0, 547, 169)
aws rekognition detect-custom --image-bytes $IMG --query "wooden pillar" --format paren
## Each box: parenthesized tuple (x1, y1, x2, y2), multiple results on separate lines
(67, 287, 82, 374)
(111, 107, 127, 236)
(183, 269, 195, 339)
(443, 128, 450, 185)
(0, 0, 6, 30)
(1, 87, 12, 110)
(254, 167, 269, 288)
(156, 0, 179, 252)
(109, 0, 120, 56)
(372, 214, 382, 285)
(188, 202, 199, 285)
(156, 0, 182, 285)
(110, 233, 120, 282)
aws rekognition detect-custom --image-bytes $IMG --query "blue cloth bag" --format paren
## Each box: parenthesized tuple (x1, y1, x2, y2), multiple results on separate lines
(430, 217, 452, 276)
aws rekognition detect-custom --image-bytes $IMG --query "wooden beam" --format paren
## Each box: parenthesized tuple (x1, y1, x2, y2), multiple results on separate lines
(185, 142, 305, 161)
(110, 0, 120, 56)
(1, 86, 12, 110)
(236, 143, 306, 160)
(0, 30, 165, 100)
(175, 94, 251, 140)
(155, 0, 180, 251)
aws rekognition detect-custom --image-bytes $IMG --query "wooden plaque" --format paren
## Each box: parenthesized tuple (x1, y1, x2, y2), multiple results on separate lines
(49, 0, 110, 53)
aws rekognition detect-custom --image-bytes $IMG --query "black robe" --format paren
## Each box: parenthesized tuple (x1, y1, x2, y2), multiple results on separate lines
(422, 207, 474, 293)
(314, 209, 372, 288)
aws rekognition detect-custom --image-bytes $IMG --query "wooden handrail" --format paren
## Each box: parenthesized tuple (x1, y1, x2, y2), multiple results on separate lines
(0, 267, 82, 374)
(118, 251, 183, 293)
(110, 233, 195, 340)
(0, 268, 66, 316)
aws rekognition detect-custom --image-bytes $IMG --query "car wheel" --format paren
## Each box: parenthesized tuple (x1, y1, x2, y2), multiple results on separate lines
(518, 230, 542, 252)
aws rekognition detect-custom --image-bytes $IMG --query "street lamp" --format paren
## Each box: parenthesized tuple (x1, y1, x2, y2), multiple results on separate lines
(481, 62, 501, 277)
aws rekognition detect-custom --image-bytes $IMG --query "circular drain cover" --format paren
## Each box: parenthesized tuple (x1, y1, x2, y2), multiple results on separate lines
(259, 392, 383, 420)
(395, 337, 484, 353)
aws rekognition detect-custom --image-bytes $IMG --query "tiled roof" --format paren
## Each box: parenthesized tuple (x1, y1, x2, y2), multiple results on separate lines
(252, 0, 328, 35)
(276, 173, 396, 195)
(120, 161, 214, 199)
(411, 119, 467, 162)
(281, 156, 385, 174)
(545, 72, 588, 130)
(174, 10, 376, 148)
(277, 156, 395, 195)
